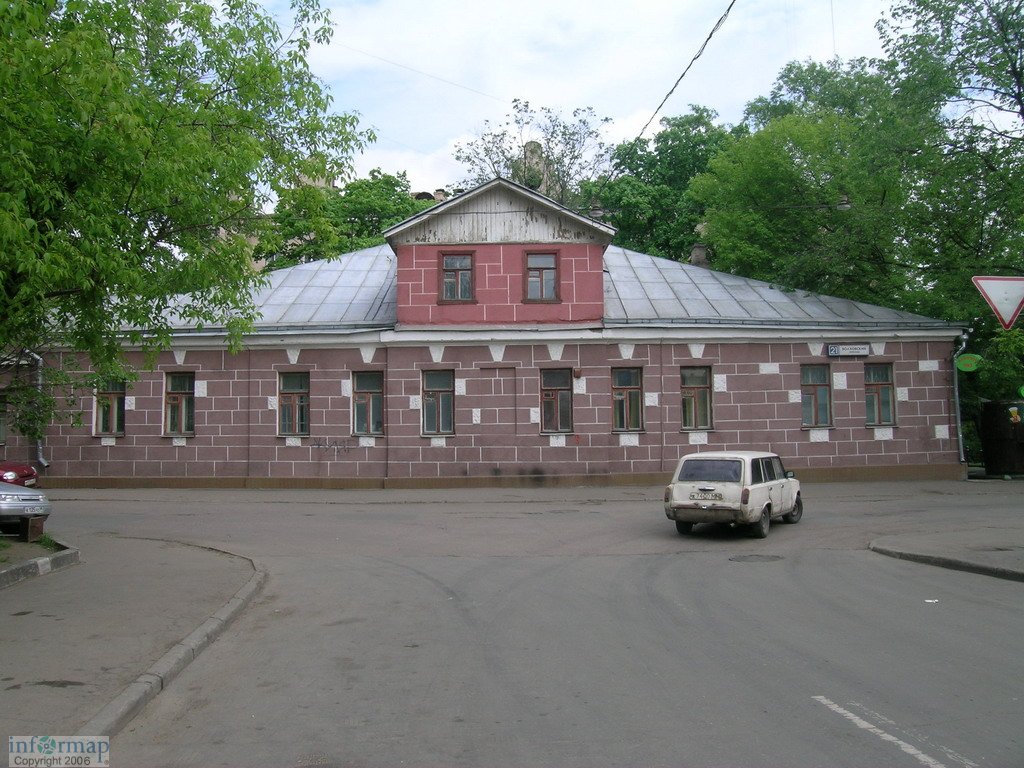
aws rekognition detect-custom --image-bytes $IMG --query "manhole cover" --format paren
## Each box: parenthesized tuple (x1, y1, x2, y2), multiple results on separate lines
(729, 554, 783, 563)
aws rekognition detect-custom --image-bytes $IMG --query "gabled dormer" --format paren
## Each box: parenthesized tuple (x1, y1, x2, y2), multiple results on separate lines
(383, 178, 615, 327)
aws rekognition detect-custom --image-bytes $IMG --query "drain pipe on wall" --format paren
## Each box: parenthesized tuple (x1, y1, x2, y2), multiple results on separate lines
(25, 350, 51, 469)
(951, 331, 969, 465)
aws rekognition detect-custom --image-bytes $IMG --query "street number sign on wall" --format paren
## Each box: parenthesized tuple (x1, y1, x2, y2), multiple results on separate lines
(972, 276, 1024, 330)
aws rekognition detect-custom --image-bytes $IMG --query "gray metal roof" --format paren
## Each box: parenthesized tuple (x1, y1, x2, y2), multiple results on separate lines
(232, 243, 952, 333)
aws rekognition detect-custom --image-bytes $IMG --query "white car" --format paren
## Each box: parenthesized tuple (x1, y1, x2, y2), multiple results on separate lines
(663, 451, 802, 538)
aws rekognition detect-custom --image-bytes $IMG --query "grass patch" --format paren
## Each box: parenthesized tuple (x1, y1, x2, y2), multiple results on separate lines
(36, 534, 61, 551)
(0, 537, 10, 563)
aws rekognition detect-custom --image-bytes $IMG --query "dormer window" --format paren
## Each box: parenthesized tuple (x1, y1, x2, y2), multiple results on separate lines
(440, 253, 474, 303)
(525, 252, 559, 302)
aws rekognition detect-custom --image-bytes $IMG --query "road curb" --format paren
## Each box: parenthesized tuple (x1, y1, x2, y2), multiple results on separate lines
(0, 539, 80, 590)
(869, 542, 1024, 584)
(75, 555, 268, 738)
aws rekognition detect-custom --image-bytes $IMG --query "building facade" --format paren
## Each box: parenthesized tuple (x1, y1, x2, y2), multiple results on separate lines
(10, 179, 966, 487)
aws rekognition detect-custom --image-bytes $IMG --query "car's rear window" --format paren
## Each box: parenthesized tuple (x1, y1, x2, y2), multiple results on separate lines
(678, 459, 742, 482)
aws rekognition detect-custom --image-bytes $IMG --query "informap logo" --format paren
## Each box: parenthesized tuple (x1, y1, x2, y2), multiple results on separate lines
(8, 736, 110, 768)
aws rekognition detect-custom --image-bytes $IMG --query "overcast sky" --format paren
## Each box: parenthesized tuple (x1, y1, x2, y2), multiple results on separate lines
(292, 0, 893, 192)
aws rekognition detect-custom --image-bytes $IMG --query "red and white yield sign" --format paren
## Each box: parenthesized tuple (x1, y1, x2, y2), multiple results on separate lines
(972, 276, 1024, 330)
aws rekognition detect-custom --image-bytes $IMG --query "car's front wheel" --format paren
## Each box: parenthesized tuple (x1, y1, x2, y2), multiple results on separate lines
(751, 509, 770, 538)
(675, 521, 693, 535)
(782, 496, 803, 524)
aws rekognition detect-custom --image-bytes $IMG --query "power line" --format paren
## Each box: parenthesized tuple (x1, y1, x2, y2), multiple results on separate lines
(635, 0, 739, 140)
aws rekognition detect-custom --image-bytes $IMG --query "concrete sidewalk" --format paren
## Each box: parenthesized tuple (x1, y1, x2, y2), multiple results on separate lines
(0, 532, 263, 746)
(869, 526, 1024, 583)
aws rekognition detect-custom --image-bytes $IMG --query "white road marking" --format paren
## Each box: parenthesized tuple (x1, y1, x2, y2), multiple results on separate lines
(813, 696, 949, 768)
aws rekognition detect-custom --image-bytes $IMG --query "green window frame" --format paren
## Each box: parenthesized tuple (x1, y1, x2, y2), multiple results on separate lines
(279, 372, 310, 436)
(422, 370, 455, 435)
(541, 368, 573, 433)
(680, 367, 712, 430)
(865, 363, 895, 426)
(801, 365, 832, 427)
(96, 379, 127, 436)
(353, 371, 385, 436)
(612, 367, 643, 431)
(165, 373, 195, 436)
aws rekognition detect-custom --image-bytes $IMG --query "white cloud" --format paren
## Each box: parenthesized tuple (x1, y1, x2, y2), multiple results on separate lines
(301, 0, 892, 191)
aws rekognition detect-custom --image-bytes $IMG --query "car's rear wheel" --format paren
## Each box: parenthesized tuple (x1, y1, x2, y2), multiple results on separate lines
(675, 521, 693, 535)
(782, 496, 803, 524)
(751, 509, 770, 538)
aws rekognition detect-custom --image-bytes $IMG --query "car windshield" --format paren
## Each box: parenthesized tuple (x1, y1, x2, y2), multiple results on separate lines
(678, 459, 742, 482)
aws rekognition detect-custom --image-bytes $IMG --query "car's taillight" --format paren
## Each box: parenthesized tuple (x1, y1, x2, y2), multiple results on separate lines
(664, 486, 671, 503)
(741, 487, 750, 505)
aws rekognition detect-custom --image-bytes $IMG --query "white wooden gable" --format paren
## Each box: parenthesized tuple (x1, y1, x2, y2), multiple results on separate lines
(384, 178, 615, 247)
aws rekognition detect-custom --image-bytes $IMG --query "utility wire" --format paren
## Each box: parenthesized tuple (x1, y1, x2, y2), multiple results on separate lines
(636, 0, 738, 140)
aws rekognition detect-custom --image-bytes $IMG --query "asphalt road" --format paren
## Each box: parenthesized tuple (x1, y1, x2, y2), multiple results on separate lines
(52, 481, 1024, 767)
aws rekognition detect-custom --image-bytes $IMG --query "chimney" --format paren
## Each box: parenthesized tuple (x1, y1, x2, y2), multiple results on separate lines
(689, 243, 711, 268)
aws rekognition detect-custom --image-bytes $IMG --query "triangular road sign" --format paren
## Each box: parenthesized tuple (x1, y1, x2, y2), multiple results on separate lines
(972, 276, 1024, 330)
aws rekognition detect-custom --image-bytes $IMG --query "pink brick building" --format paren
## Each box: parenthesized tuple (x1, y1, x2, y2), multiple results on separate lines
(14, 179, 967, 487)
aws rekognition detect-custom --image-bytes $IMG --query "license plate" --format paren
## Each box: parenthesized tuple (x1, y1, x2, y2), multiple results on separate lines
(689, 492, 723, 500)
(23, 479, 36, 487)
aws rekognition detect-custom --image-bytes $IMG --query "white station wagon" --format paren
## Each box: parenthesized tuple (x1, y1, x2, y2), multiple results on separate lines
(663, 451, 802, 538)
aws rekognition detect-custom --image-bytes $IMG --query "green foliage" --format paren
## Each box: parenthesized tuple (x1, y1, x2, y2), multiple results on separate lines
(259, 170, 435, 270)
(453, 99, 613, 208)
(586, 107, 742, 259)
(0, 0, 369, 437)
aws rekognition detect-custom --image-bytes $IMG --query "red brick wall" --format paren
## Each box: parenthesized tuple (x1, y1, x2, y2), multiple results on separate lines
(395, 243, 604, 326)
(24, 338, 961, 485)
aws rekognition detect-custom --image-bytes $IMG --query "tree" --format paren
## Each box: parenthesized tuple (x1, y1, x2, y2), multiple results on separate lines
(0, 0, 369, 438)
(586, 107, 742, 260)
(688, 60, 920, 305)
(453, 99, 613, 208)
(259, 170, 436, 270)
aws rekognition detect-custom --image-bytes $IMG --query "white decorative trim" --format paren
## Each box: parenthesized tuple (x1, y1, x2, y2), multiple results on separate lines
(549, 434, 566, 447)
(358, 436, 376, 448)
(618, 343, 635, 360)
(286, 348, 300, 365)
(870, 342, 886, 356)
(172, 437, 186, 447)
(934, 424, 950, 440)
(573, 378, 587, 394)
(430, 437, 446, 448)
(618, 433, 640, 447)
(472, 408, 481, 424)
(688, 343, 705, 358)
(920, 360, 939, 371)
(124, 396, 135, 411)
(789, 389, 801, 403)
(688, 431, 708, 445)
(645, 392, 659, 407)
(489, 344, 506, 362)
(409, 395, 421, 409)
(872, 427, 894, 441)
(897, 387, 910, 402)
(529, 407, 540, 424)
(809, 429, 830, 443)
(759, 363, 780, 375)
(714, 374, 728, 392)
(267, 396, 278, 410)
(194, 380, 206, 397)
(285, 436, 302, 447)
(807, 342, 824, 356)
(341, 380, 352, 398)
(359, 345, 377, 364)
(455, 378, 466, 396)
(429, 344, 445, 363)
(101, 436, 116, 447)
(173, 350, 186, 365)
(547, 343, 564, 361)
(833, 372, 848, 390)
